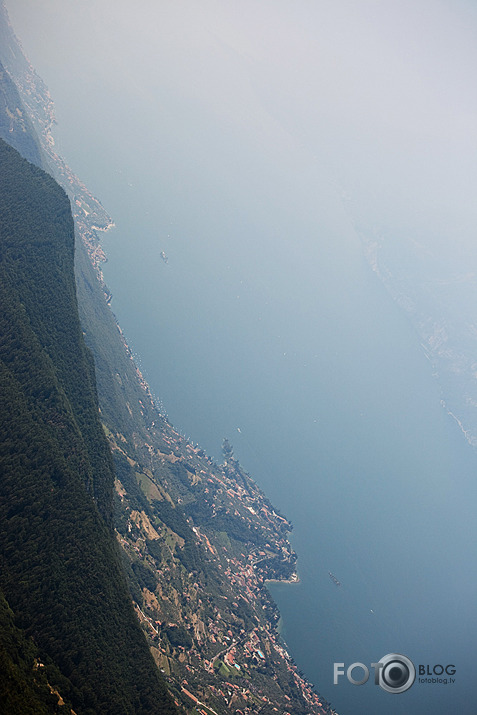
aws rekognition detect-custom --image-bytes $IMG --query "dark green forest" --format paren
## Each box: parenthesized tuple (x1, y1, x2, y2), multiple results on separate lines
(0, 138, 178, 714)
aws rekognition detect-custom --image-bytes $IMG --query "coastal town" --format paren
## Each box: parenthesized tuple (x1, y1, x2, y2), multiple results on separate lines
(110, 415, 337, 715)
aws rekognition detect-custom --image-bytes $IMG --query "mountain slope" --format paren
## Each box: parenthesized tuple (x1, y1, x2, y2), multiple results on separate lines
(0, 137, 178, 715)
(0, 58, 43, 167)
(0, 3, 337, 711)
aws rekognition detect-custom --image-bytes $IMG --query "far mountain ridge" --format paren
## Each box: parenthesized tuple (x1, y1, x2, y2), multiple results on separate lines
(0, 57, 43, 167)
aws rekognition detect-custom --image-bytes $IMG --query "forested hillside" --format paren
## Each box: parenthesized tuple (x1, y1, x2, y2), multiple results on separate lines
(0, 138, 178, 715)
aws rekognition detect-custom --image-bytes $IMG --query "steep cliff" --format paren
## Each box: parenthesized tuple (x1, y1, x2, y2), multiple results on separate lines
(0, 138, 178, 715)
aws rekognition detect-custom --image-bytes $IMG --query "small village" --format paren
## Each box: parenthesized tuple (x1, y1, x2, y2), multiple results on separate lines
(111, 414, 337, 715)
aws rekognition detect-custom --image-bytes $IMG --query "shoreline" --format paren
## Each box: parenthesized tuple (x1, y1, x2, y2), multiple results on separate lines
(265, 571, 300, 585)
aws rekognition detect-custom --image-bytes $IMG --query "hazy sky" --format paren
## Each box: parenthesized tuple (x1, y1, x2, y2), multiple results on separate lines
(7, 0, 477, 437)
(8, 0, 477, 255)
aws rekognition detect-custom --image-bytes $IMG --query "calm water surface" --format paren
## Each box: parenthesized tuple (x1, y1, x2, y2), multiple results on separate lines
(98, 161, 477, 715)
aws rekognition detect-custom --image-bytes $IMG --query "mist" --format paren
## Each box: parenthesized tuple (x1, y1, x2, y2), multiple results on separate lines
(6, 2, 477, 713)
(10, 0, 477, 304)
(10, 1, 477, 255)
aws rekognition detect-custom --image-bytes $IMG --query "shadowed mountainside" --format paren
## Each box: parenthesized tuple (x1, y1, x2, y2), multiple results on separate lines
(0, 137, 178, 715)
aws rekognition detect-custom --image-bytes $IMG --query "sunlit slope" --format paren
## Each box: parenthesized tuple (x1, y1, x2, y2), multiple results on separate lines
(0, 138, 178, 715)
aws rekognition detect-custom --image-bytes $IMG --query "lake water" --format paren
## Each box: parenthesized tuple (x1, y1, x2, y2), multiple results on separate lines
(7, 2, 477, 712)
(97, 176, 477, 715)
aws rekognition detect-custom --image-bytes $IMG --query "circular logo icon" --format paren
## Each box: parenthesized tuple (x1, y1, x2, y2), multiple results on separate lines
(377, 653, 415, 693)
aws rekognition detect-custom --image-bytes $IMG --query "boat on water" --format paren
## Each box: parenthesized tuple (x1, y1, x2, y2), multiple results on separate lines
(160, 251, 168, 264)
(328, 571, 341, 587)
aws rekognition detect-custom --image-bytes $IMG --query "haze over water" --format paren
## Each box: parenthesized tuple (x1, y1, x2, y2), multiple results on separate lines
(7, 1, 477, 712)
